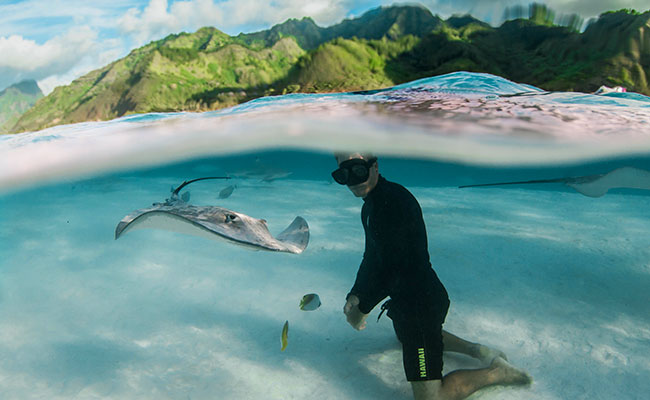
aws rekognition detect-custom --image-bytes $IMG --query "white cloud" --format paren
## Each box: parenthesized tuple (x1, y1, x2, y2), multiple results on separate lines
(420, 0, 650, 24)
(546, 0, 650, 18)
(0, 26, 99, 92)
(118, 0, 183, 44)
(4, 0, 649, 94)
(36, 71, 83, 96)
(1, 0, 354, 92)
(117, 0, 351, 46)
(0, 27, 96, 72)
(36, 39, 128, 95)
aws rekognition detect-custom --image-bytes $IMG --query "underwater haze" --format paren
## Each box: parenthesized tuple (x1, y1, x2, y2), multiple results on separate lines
(1, 72, 649, 399)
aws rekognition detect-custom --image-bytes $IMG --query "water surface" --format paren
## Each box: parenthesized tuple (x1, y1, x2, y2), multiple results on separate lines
(1, 72, 649, 400)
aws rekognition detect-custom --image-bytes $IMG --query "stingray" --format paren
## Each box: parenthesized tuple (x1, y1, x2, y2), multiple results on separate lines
(230, 158, 293, 182)
(459, 167, 650, 198)
(218, 184, 237, 199)
(115, 177, 309, 254)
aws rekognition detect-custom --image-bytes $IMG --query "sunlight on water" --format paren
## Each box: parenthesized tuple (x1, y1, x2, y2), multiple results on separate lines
(1, 72, 649, 400)
(2, 72, 650, 194)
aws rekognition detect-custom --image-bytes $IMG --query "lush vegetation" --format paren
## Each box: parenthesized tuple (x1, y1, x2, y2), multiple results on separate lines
(8, 4, 650, 134)
(0, 80, 43, 133)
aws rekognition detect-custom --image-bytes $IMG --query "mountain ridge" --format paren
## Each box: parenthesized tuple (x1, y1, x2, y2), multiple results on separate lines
(8, 4, 650, 134)
(0, 80, 43, 133)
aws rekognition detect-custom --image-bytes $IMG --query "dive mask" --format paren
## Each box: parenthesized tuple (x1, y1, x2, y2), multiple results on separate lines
(331, 157, 377, 186)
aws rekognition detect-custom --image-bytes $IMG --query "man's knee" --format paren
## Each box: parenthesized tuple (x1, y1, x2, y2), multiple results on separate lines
(411, 380, 442, 400)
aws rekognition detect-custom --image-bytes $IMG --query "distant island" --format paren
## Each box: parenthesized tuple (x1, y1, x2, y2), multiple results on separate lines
(6, 4, 650, 134)
(0, 80, 43, 133)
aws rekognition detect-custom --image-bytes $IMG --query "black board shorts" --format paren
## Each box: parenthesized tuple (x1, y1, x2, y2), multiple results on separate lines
(389, 300, 449, 381)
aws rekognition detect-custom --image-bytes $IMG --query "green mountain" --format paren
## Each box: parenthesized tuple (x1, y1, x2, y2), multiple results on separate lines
(11, 28, 305, 133)
(237, 4, 442, 50)
(0, 80, 43, 133)
(275, 8, 650, 94)
(9, 5, 650, 134)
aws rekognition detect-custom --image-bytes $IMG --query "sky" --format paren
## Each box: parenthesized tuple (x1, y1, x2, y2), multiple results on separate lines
(1, 0, 648, 94)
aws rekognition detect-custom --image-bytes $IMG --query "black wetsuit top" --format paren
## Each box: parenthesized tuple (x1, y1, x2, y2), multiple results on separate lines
(348, 175, 449, 319)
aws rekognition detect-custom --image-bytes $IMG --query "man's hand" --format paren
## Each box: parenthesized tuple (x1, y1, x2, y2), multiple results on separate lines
(343, 295, 369, 330)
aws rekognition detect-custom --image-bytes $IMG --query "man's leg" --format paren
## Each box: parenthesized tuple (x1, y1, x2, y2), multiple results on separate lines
(411, 357, 532, 400)
(442, 330, 508, 364)
(412, 379, 442, 400)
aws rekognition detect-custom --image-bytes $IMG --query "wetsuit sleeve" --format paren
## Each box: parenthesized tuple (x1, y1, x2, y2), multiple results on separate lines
(348, 194, 417, 314)
(347, 250, 388, 314)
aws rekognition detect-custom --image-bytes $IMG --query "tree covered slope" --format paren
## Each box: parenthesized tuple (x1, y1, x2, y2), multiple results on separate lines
(0, 80, 43, 133)
(9, 6, 650, 134)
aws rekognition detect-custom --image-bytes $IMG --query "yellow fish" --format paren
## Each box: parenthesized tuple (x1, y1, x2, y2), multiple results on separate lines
(281, 320, 289, 351)
(299, 293, 321, 311)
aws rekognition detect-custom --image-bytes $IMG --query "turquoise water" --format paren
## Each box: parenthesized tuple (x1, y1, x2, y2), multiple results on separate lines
(1, 72, 649, 399)
(3, 72, 650, 193)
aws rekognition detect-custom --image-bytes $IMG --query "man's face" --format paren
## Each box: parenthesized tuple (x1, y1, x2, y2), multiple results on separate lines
(335, 153, 379, 198)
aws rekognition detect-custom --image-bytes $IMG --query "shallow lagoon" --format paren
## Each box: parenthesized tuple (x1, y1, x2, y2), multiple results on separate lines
(1, 73, 649, 399)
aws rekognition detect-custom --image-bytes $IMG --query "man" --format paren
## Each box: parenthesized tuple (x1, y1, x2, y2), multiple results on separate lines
(332, 152, 532, 400)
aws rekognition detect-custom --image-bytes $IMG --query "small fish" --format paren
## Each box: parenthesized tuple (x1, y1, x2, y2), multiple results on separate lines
(218, 185, 236, 199)
(169, 184, 190, 202)
(299, 293, 321, 311)
(281, 320, 289, 351)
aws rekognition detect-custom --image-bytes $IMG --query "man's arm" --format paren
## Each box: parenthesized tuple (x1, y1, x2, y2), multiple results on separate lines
(344, 193, 414, 322)
(347, 253, 389, 315)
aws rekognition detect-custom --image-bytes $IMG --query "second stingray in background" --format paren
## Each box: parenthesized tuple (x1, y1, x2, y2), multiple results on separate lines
(459, 167, 650, 197)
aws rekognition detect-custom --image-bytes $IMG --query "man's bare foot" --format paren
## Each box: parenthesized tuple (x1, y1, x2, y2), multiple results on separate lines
(475, 344, 508, 364)
(490, 357, 533, 386)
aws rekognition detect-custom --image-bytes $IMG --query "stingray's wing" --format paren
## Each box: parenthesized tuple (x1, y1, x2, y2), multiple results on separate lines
(565, 177, 609, 198)
(115, 205, 232, 243)
(275, 217, 310, 254)
(566, 167, 650, 198)
(115, 204, 309, 254)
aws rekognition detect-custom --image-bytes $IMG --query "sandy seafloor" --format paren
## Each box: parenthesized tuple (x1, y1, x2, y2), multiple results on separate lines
(1, 71, 649, 400)
(1, 169, 648, 400)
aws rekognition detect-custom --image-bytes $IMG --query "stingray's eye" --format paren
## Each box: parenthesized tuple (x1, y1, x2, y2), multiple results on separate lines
(225, 214, 238, 222)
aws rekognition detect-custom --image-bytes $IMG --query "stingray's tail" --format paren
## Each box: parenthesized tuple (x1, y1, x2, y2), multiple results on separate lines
(458, 177, 568, 189)
(276, 217, 310, 254)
